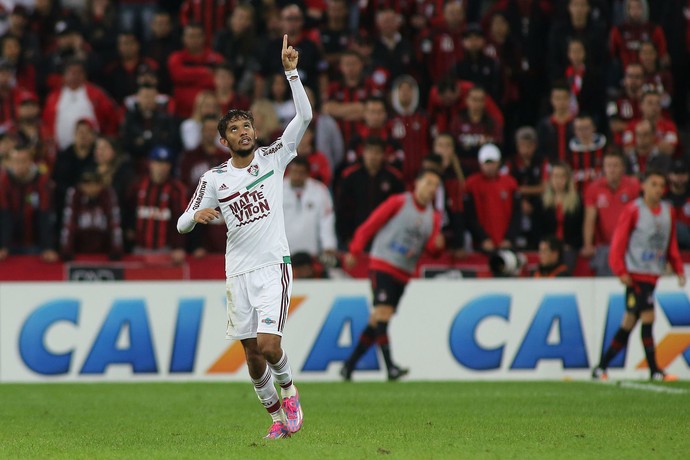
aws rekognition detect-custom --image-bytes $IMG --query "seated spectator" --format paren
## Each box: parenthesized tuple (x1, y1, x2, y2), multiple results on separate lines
(283, 157, 338, 259)
(180, 90, 220, 151)
(101, 31, 159, 105)
(93, 136, 135, 214)
(537, 82, 575, 162)
(540, 162, 583, 271)
(0, 57, 32, 130)
(1, 34, 37, 94)
(431, 134, 466, 257)
(626, 119, 671, 177)
(638, 41, 673, 111)
(249, 99, 282, 147)
(214, 63, 250, 114)
(43, 58, 118, 151)
(297, 125, 332, 187)
(52, 118, 98, 231)
(178, 115, 227, 191)
(335, 137, 404, 249)
(345, 97, 404, 171)
(0, 145, 58, 261)
(622, 90, 678, 157)
(567, 113, 607, 189)
(464, 143, 519, 252)
(507, 127, 546, 249)
(389, 75, 431, 186)
(452, 23, 501, 103)
(213, 4, 258, 96)
(127, 146, 188, 264)
(581, 150, 640, 276)
(267, 71, 297, 128)
(665, 159, 690, 249)
(532, 235, 570, 278)
(121, 82, 179, 173)
(59, 170, 123, 261)
(14, 92, 55, 170)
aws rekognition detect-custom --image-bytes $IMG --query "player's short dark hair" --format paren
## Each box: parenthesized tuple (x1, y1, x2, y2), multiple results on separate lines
(644, 168, 667, 182)
(290, 156, 310, 170)
(416, 167, 442, 181)
(218, 109, 254, 140)
(363, 136, 386, 152)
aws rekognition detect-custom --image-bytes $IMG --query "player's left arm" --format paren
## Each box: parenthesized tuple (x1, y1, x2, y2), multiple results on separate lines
(277, 34, 313, 170)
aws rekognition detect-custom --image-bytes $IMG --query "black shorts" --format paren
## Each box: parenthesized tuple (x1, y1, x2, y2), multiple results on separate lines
(370, 270, 407, 309)
(625, 281, 656, 314)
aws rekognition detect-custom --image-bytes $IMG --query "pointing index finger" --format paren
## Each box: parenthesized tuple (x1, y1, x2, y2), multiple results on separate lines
(282, 34, 287, 51)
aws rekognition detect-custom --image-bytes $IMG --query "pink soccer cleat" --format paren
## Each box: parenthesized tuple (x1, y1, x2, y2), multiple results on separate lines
(282, 388, 303, 434)
(264, 421, 290, 439)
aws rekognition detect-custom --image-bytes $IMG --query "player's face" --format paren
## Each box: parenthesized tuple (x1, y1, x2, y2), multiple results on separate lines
(414, 172, 441, 205)
(222, 117, 257, 157)
(643, 175, 666, 203)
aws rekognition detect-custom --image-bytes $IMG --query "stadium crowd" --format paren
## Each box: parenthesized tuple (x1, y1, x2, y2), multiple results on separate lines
(1, 0, 690, 278)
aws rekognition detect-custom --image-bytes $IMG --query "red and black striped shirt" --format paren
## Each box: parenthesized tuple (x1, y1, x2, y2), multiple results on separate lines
(132, 177, 188, 250)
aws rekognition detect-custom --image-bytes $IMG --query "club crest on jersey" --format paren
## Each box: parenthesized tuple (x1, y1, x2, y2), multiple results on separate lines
(247, 164, 259, 176)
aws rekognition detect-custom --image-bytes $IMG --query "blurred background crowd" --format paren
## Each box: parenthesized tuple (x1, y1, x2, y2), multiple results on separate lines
(1, 0, 690, 278)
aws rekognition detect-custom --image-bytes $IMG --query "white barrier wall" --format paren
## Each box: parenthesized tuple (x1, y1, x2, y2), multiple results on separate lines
(1, 279, 689, 382)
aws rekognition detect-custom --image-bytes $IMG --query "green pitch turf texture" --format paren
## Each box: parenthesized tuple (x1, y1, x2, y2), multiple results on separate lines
(1, 381, 688, 459)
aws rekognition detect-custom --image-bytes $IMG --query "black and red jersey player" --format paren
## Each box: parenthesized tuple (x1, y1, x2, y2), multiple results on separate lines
(323, 50, 384, 146)
(128, 146, 188, 263)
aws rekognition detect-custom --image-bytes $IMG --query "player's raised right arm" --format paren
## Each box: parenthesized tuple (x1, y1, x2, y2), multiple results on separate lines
(177, 175, 220, 234)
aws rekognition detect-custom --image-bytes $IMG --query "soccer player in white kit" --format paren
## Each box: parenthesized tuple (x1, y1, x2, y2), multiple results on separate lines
(177, 35, 311, 439)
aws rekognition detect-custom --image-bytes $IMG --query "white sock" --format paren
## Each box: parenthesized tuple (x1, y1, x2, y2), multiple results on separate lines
(268, 351, 296, 398)
(251, 366, 283, 421)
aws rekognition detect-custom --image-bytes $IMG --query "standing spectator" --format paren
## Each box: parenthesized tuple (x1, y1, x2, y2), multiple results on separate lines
(0, 57, 31, 130)
(52, 119, 98, 230)
(431, 133, 466, 256)
(283, 156, 338, 258)
(484, 11, 522, 112)
(180, 90, 220, 151)
(451, 86, 503, 176)
(167, 23, 224, 118)
(268, 72, 297, 128)
(622, 90, 678, 157)
(345, 96, 403, 171)
(537, 83, 575, 162)
(322, 50, 381, 145)
(143, 9, 180, 95)
(341, 169, 443, 381)
(319, 0, 351, 78)
(1, 34, 37, 94)
(609, 0, 669, 71)
(567, 113, 607, 189)
(93, 136, 135, 214)
(128, 146, 188, 264)
(581, 150, 640, 275)
(296, 125, 332, 187)
(665, 159, 690, 250)
(118, 0, 158, 41)
(43, 59, 118, 151)
(120, 83, 180, 170)
(638, 41, 673, 111)
(15, 93, 55, 168)
(213, 4, 258, 96)
(452, 23, 501, 103)
(100, 32, 159, 105)
(606, 62, 644, 146)
(532, 236, 570, 278)
(562, 38, 605, 125)
(214, 63, 250, 115)
(540, 162, 583, 271)
(335, 137, 404, 248)
(371, 8, 415, 82)
(180, 0, 235, 47)
(80, 0, 120, 69)
(178, 115, 226, 191)
(417, 0, 466, 84)
(59, 170, 123, 261)
(464, 143, 519, 251)
(507, 127, 545, 250)
(593, 170, 684, 382)
(625, 119, 670, 177)
(0, 145, 58, 261)
(4, 6, 41, 67)
(389, 75, 430, 185)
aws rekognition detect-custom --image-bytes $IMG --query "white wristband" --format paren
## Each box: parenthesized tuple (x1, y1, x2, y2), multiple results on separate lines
(285, 69, 299, 81)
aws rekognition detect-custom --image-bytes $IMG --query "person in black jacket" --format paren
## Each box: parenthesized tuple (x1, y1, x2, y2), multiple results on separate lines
(540, 161, 583, 272)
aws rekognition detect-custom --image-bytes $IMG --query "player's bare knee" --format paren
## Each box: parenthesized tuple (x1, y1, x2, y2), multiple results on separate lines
(257, 335, 283, 363)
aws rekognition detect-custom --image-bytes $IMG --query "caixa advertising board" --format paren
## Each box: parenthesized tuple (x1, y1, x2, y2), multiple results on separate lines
(0, 279, 688, 382)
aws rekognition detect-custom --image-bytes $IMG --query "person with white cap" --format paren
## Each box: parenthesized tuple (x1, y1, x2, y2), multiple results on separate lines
(464, 143, 520, 252)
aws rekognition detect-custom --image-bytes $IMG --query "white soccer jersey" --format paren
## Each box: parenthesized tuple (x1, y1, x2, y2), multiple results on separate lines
(178, 73, 312, 277)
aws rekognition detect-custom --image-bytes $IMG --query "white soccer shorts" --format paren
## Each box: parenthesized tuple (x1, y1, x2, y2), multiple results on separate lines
(225, 263, 292, 340)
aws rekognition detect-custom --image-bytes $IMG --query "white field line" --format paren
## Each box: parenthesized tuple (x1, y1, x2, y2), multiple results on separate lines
(591, 380, 688, 394)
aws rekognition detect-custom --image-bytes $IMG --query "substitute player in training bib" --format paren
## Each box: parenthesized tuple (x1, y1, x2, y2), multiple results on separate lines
(177, 35, 311, 440)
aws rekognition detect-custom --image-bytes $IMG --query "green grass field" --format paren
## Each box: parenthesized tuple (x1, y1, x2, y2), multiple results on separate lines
(1, 381, 689, 459)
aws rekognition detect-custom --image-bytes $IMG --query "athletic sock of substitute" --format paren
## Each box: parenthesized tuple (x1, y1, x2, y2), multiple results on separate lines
(376, 321, 394, 371)
(268, 351, 296, 398)
(345, 324, 377, 368)
(600, 328, 631, 369)
(641, 324, 660, 373)
(251, 366, 283, 422)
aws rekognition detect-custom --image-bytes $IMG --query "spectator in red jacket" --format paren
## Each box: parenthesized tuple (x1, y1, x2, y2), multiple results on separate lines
(464, 143, 519, 251)
(59, 170, 124, 261)
(167, 22, 224, 118)
(43, 58, 118, 151)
